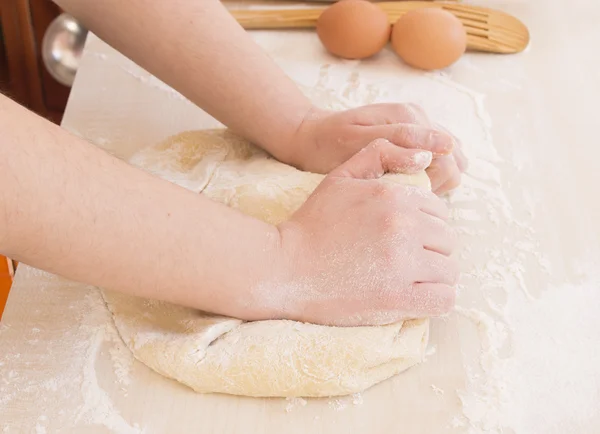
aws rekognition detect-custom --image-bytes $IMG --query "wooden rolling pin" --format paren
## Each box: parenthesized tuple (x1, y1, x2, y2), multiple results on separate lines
(230, 1, 530, 54)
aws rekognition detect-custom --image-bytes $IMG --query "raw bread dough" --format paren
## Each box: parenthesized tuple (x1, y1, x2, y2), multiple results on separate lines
(103, 129, 431, 397)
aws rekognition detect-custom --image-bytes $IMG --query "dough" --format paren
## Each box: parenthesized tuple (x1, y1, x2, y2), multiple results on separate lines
(103, 129, 431, 397)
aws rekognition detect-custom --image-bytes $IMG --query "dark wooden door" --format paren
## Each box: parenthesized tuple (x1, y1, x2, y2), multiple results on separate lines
(0, 0, 70, 123)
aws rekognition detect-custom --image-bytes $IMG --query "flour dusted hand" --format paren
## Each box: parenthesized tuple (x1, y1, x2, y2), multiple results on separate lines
(277, 139, 459, 326)
(286, 104, 468, 195)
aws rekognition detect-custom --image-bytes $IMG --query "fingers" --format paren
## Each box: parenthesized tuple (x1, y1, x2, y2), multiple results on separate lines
(360, 123, 455, 156)
(409, 283, 456, 316)
(411, 189, 449, 220)
(437, 172, 462, 195)
(420, 215, 457, 256)
(417, 250, 460, 285)
(391, 282, 456, 317)
(426, 155, 461, 194)
(330, 139, 433, 180)
(434, 123, 468, 172)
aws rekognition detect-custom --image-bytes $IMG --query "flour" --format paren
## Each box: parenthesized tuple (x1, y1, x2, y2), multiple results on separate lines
(285, 397, 307, 413)
(425, 74, 600, 432)
(326, 392, 364, 410)
(0, 271, 142, 433)
(108, 335, 136, 388)
(458, 268, 600, 434)
(431, 384, 445, 396)
(75, 319, 141, 434)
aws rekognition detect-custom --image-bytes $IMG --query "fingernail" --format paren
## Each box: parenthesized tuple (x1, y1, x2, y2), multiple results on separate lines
(412, 150, 432, 169)
(431, 131, 454, 154)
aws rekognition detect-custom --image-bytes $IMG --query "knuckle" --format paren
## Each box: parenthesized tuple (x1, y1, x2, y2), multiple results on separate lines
(381, 243, 399, 266)
(371, 182, 392, 198)
(372, 182, 406, 202)
(406, 103, 430, 125)
(394, 124, 417, 145)
(379, 206, 412, 236)
(392, 104, 414, 121)
(368, 138, 391, 152)
(404, 103, 422, 123)
(422, 195, 450, 219)
(379, 207, 399, 232)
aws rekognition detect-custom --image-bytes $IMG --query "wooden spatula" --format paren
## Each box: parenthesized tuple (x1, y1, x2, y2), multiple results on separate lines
(229, 1, 529, 54)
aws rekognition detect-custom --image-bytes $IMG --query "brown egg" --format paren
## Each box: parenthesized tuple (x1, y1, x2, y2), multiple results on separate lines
(391, 8, 467, 70)
(316, 0, 391, 60)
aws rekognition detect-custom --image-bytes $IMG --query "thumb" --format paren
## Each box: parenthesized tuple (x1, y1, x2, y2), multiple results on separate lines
(330, 139, 432, 180)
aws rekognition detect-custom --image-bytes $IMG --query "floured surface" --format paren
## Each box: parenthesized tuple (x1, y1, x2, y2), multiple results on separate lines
(2, 0, 600, 432)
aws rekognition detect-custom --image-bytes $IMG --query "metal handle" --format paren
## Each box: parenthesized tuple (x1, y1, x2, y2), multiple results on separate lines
(42, 13, 88, 87)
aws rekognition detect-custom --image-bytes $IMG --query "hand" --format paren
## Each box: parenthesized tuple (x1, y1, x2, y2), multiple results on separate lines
(428, 123, 468, 194)
(275, 139, 459, 326)
(287, 104, 468, 195)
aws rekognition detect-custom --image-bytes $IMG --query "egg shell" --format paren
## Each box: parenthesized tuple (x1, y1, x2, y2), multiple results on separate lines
(316, 0, 391, 60)
(391, 8, 467, 70)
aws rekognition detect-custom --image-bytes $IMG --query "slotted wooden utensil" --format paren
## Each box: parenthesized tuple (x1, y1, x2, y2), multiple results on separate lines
(230, 1, 529, 54)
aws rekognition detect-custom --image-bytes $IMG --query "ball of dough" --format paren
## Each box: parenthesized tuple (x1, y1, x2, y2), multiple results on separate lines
(391, 8, 467, 70)
(316, 0, 391, 60)
(104, 129, 432, 398)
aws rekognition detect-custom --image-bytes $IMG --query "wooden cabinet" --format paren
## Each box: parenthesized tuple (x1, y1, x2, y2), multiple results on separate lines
(1, 0, 71, 123)
(1, 0, 71, 317)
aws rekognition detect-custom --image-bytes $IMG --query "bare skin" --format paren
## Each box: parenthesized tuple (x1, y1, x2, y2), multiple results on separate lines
(0, 0, 464, 326)
(53, 0, 466, 193)
(277, 140, 458, 326)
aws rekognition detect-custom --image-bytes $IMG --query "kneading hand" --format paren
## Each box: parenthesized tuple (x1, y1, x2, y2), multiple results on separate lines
(57, 1, 467, 195)
(287, 104, 468, 195)
(274, 139, 459, 326)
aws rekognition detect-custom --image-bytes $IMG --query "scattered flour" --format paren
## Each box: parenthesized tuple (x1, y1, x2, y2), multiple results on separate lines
(0, 273, 142, 433)
(431, 73, 600, 433)
(431, 385, 445, 396)
(285, 397, 307, 413)
(351, 393, 363, 406)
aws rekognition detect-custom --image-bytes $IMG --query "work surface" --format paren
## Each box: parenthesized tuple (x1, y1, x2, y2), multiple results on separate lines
(2, 1, 600, 433)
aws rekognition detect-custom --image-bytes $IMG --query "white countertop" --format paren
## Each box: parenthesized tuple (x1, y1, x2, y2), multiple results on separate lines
(2, 1, 599, 433)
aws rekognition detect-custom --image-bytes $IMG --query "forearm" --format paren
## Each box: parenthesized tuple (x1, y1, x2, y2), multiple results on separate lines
(0, 95, 281, 318)
(55, 0, 312, 162)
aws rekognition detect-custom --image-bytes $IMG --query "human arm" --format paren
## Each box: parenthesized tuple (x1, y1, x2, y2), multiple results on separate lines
(0, 94, 281, 318)
(0, 94, 457, 325)
(53, 0, 466, 194)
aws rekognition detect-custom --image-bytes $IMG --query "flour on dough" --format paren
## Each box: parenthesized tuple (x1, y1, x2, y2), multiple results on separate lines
(102, 129, 431, 397)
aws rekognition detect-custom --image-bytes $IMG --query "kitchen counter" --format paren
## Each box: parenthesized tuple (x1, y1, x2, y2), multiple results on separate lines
(2, 1, 599, 433)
